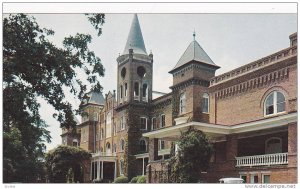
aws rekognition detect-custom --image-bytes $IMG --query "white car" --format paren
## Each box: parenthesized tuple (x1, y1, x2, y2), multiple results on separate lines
(219, 178, 244, 184)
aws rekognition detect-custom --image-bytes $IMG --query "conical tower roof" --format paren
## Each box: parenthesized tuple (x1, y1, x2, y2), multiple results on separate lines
(123, 14, 147, 55)
(170, 36, 219, 73)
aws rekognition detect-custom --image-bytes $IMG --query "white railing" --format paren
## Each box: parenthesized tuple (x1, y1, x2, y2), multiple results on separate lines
(92, 152, 116, 157)
(236, 153, 288, 167)
(142, 97, 148, 102)
(134, 95, 139, 101)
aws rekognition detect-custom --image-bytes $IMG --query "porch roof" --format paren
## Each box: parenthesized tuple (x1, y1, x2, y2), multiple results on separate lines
(143, 113, 297, 139)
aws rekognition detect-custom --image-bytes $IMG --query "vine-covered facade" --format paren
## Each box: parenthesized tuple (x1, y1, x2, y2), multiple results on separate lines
(61, 14, 297, 183)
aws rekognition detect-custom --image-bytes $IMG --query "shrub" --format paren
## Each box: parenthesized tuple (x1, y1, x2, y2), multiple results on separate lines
(113, 176, 128, 183)
(137, 175, 146, 183)
(130, 176, 139, 183)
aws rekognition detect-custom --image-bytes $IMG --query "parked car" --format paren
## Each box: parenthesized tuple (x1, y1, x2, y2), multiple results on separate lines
(219, 178, 244, 184)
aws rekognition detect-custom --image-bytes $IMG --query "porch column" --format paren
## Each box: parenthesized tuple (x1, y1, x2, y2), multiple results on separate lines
(288, 122, 297, 168)
(226, 135, 238, 169)
(90, 161, 92, 181)
(96, 161, 100, 180)
(101, 161, 104, 179)
(149, 138, 158, 161)
(142, 157, 145, 175)
(114, 160, 117, 179)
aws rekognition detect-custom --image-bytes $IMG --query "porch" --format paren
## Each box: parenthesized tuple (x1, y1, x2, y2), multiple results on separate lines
(90, 152, 117, 182)
(142, 113, 297, 183)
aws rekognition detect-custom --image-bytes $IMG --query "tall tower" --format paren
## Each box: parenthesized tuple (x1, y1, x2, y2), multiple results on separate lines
(115, 14, 153, 179)
(169, 33, 220, 123)
(117, 14, 153, 105)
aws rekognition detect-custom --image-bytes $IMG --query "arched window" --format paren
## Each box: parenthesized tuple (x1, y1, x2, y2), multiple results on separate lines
(202, 93, 209, 113)
(134, 82, 140, 99)
(120, 139, 125, 152)
(179, 92, 186, 114)
(140, 139, 147, 152)
(265, 137, 282, 154)
(264, 91, 286, 116)
(124, 83, 128, 100)
(72, 139, 78, 147)
(106, 142, 111, 153)
(120, 85, 123, 100)
(142, 84, 148, 101)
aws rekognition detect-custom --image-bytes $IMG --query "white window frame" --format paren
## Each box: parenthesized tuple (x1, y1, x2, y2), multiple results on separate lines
(202, 93, 209, 114)
(179, 92, 186, 114)
(264, 91, 286, 116)
(262, 174, 271, 183)
(140, 117, 148, 130)
(151, 117, 156, 130)
(159, 140, 165, 150)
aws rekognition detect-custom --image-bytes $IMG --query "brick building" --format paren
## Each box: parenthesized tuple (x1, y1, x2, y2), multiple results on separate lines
(61, 14, 297, 183)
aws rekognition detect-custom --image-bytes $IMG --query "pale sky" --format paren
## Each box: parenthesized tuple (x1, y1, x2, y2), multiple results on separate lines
(29, 13, 297, 151)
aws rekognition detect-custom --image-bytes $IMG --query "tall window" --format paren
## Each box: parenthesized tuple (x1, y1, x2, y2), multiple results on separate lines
(140, 117, 147, 130)
(140, 139, 147, 152)
(159, 140, 165, 150)
(120, 116, 125, 130)
(202, 93, 209, 113)
(142, 84, 148, 101)
(119, 159, 124, 175)
(151, 117, 156, 130)
(179, 92, 186, 114)
(161, 114, 166, 128)
(120, 139, 125, 152)
(265, 91, 285, 116)
(134, 82, 139, 98)
(106, 142, 111, 153)
(120, 85, 123, 100)
(106, 112, 112, 138)
(124, 83, 128, 100)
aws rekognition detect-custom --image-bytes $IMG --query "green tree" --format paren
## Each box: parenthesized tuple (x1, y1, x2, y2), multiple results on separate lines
(45, 145, 91, 183)
(169, 127, 213, 183)
(3, 13, 105, 182)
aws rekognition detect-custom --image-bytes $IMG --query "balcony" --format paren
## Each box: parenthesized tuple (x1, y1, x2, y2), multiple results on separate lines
(92, 152, 117, 158)
(236, 153, 288, 167)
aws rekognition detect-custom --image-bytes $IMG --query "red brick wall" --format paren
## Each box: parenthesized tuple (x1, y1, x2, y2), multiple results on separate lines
(210, 62, 297, 125)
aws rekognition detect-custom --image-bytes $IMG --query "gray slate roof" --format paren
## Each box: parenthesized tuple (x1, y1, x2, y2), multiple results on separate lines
(123, 14, 147, 55)
(86, 91, 105, 106)
(170, 39, 218, 73)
